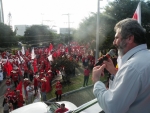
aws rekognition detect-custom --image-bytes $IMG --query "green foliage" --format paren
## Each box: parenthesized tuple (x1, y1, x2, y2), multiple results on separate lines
(24, 25, 58, 45)
(73, 0, 150, 49)
(0, 23, 16, 47)
(51, 56, 79, 71)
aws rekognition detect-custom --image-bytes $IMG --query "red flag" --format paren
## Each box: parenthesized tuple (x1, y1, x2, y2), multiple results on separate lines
(4, 60, 13, 76)
(25, 49, 30, 56)
(132, 2, 141, 25)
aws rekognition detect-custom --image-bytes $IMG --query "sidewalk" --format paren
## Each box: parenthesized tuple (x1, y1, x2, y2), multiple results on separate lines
(0, 79, 6, 113)
(0, 79, 15, 113)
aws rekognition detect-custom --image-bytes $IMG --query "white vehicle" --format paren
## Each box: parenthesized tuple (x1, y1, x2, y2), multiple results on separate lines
(10, 99, 103, 113)
(10, 101, 77, 113)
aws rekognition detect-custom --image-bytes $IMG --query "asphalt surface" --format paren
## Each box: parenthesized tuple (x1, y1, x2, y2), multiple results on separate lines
(0, 79, 8, 113)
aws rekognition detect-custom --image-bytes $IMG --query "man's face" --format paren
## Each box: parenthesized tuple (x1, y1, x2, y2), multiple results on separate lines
(113, 29, 127, 57)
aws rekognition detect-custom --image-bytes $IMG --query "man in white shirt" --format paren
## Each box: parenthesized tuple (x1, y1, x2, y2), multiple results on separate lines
(92, 18, 150, 113)
(26, 82, 34, 104)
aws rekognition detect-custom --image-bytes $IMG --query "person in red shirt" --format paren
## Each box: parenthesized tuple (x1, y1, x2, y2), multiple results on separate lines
(4, 88, 13, 102)
(55, 103, 68, 113)
(11, 70, 19, 88)
(33, 75, 38, 95)
(16, 90, 24, 108)
(83, 66, 90, 87)
(55, 80, 62, 101)
(12, 89, 18, 109)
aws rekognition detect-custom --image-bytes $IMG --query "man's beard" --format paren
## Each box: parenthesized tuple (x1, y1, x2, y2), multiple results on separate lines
(116, 39, 127, 57)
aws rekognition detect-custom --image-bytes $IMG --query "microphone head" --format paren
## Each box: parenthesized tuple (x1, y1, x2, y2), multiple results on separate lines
(108, 49, 117, 58)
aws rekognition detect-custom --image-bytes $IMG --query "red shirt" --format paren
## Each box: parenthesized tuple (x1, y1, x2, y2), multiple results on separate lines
(11, 73, 18, 81)
(84, 69, 90, 76)
(41, 81, 46, 92)
(55, 82, 62, 95)
(17, 94, 24, 107)
(55, 108, 68, 113)
(5, 91, 14, 101)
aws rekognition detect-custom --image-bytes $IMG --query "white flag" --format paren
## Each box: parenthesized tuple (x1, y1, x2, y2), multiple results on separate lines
(31, 47, 36, 59)
(21, 46, 25, 55)
(48, 54, 53, 61)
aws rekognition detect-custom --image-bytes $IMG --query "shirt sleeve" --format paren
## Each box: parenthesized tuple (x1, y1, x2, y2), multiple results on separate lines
(93, 64, 140, 113)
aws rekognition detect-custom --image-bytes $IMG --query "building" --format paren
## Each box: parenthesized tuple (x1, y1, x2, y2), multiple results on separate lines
(0, 0, 4, 23)
(59, 28, 74, 34)
(14, 25, 30, 36)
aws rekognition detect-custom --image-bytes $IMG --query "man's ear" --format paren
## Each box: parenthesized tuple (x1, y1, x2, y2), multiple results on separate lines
(128, 35, 134, 43)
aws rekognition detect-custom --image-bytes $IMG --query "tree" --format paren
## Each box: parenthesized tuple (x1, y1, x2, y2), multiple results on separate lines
(73, 0, 150, 50)
(0, 23, 16, 47)
(104, 0, 150, 48)
(24, 25, 58, 45)
(51, 56, 79, 83)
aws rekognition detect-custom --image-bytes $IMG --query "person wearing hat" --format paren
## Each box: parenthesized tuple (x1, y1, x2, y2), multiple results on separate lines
(11, 70, 19, 88)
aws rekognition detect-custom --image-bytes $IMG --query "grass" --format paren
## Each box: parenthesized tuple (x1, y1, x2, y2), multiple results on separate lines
(47, 67, 108, 100)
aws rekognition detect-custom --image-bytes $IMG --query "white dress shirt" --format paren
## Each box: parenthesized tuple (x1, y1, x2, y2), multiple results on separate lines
(93, 44, 150, 113)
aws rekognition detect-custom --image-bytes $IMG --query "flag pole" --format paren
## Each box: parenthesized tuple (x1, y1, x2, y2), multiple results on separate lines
(95, 0, 100, 63)
(138, 2, 141, 25)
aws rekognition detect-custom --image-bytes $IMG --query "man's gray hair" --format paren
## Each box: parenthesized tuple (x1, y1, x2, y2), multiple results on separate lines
(114, 18, 146, 44)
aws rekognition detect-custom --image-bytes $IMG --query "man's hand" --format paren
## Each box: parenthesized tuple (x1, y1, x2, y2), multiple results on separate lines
(92, 64, 106, 84)
(103, 58, 117, 75)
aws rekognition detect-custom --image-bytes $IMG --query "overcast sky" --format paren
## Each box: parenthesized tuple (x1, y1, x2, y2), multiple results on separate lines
(2, 0, 112, 29)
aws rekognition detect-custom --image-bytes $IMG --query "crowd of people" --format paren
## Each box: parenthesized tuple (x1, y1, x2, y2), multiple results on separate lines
(0, 42, 96, 112)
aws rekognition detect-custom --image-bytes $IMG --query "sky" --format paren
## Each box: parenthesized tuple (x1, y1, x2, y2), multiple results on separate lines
(2, 0, 112, 30)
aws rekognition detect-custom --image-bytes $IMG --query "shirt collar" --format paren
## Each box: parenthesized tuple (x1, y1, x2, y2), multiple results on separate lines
(119, 44, 147, 68)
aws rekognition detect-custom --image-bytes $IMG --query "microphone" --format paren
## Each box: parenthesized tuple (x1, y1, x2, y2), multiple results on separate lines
(95, 49, 117, 66)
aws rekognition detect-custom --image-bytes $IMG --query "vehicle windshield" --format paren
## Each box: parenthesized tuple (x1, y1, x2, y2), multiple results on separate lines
(46, 102, 60, 113)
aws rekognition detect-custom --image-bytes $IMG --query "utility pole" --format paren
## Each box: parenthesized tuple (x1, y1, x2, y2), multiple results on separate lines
(95, 0, 100, 62)
(8, 12, 12, 29)
(62, 13, 72, 42)
(0, 0, 4, 23)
